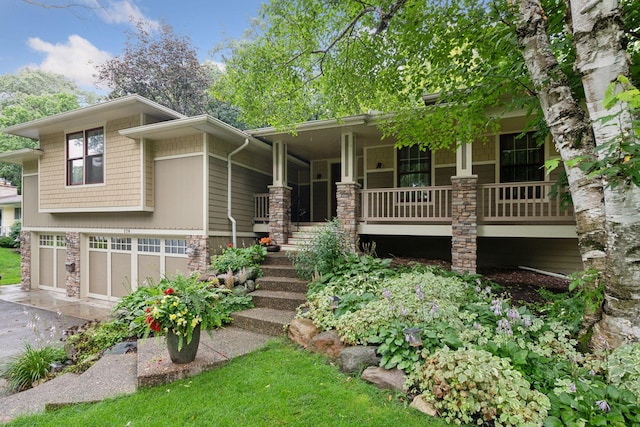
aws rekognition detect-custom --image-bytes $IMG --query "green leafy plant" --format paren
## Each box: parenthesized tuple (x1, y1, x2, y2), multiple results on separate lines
(0, 236, 17, 248)
(210, 244, 265, 274)
(290, 218, 350, 280)
(410, 347, 551, 426)
(2, 343, 66, 392)
(607, 342, 640, 402)
(63, 321, 131, 373)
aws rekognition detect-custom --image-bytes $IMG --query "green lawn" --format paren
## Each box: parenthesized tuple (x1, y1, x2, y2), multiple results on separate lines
(0, 247, 21, 285)
(6, 341, 443, 427)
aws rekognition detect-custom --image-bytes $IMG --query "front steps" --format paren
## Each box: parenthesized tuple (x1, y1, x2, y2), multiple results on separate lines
(231, 252, 307, 336)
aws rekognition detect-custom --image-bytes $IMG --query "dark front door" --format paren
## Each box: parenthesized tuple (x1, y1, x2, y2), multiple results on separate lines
(330, 163, 341, 219)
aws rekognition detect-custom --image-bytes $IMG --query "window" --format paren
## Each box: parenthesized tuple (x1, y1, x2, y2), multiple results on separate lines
(138, 238, 161, 253)
(39, 235, 54, 247)
(165, 239, 187, 255)
(89, 236, 109, 250)
(397, 146, 431, 188)
(500, 132, 544, 183)
(111, 237, 132, 251)
(56, 235, 66, 247)
(67, 127, 104, 185)
(14, 207, 21, 221)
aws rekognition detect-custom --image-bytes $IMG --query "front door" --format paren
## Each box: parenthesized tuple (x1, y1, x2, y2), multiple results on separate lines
(330, 163, 341, 218)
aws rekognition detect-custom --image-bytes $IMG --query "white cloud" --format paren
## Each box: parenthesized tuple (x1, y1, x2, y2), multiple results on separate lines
(84, 0, 160, 30)
(27, 35, 112, 88)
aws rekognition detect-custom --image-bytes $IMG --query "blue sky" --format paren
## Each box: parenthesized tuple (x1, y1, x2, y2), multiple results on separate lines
(0, 0, 265, 91)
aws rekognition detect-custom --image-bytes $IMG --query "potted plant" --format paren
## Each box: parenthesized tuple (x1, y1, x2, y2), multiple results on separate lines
(259, 236, 280, 252)
(143, 273, 226, 364)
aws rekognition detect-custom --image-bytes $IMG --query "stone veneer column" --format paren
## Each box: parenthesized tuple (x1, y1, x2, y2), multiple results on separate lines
(65, 232, 81, 298)
(187, 235, 210, 273)
(19, 231, 31, 290)
(336, 182, 361, 252)
(451, 175, 478, 274)
(269, 185, 291, 245)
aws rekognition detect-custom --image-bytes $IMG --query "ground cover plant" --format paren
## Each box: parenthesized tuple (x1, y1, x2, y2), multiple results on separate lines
(0, 246, 21, 285)
(292, 221, 640, 426)
(4, 341, 443, 427)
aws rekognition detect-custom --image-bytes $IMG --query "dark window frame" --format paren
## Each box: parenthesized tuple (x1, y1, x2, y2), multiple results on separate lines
(66, 127, 104, 186)
(499, 132, 544, 183)
(397, 145, 431, 188)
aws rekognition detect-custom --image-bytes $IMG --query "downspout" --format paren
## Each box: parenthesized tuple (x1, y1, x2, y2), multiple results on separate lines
(228, 138, 250, 247)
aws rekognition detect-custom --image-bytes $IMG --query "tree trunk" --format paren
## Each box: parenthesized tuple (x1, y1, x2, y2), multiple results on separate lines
(513, 1, 608, 313)
(569, 0, 640, 347)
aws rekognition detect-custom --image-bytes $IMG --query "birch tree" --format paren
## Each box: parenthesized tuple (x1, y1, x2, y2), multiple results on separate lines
(216, 0, 639, 347)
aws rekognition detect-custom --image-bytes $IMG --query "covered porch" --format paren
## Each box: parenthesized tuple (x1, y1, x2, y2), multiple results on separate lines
(249, 113, 577, 274)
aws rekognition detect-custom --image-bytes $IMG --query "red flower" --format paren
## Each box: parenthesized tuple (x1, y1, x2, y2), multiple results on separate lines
(146, 308, 150, 313)
(145, 315, 161, 332)
(227, 243, 233, 247)
(163, 288, 174, 295)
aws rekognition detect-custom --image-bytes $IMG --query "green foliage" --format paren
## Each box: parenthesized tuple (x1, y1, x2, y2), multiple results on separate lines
(410, 347, 550, 426)
(9, 220, 21, 244)
(64, 321, 131, 373)
(0, 236, 17, 248)
(546, 378, 640, 427)
(290, 218, 351, 280)
(308, 252, 396, 294)
(1, 343, 66, 392)
(568, 269, 605, 315)
(607, 343, 640, 402)
(210, 244, 266, 274)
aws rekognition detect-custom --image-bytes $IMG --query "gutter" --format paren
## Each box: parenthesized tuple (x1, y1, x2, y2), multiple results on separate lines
(228, 138, 250, 247)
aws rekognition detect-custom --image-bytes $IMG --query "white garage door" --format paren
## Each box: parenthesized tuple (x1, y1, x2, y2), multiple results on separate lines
(37, 234, 66, 293)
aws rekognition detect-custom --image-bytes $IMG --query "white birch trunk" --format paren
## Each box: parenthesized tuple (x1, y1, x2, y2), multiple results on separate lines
(569, 0, 640, 346)
(514, 0, 608, 275)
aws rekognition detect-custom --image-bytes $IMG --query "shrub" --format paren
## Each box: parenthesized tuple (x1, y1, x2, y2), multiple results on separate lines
(9, 220, 21, 246)
(210, 244, 266, 274)
(290, 218, 350, 280)
(63, 321, 131, 373)
(607, 342, 640, 402)
(0, 236, 17, 248)
(409, 347, 550, 426)
(1, 343, 66, 392)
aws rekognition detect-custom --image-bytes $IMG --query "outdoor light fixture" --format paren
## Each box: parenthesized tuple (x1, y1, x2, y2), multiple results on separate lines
(403, 327, 423, 347)
(329, 295, 341, 309)
(65, 262, 75, 273)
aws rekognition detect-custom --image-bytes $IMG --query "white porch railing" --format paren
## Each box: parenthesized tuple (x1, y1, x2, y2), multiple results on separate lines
(253, 193, 270, 223)
(478, 182, 573, 222)
(359, 186, 452, 222)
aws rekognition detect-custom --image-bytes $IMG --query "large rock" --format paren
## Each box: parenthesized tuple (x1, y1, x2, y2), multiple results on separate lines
(361, 367, 406, 392)
(309, 330, 345, 358)
(337, 346, 380, 374)
(410, 395, 438, 416)
(288, 318, 321, 348)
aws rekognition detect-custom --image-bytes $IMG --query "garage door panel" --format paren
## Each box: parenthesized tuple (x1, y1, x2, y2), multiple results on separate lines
(138, 254, 161, 286)
(56, 248, 66, 290)
(89, 251, 108, 296)
(39, 248, 54, 287)
(111, 253, 131, 298)
(165, 257, 189, 279)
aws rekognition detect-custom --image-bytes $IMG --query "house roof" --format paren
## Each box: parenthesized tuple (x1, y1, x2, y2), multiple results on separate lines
(0, 194, 21, 206)
(0, 148, 44, 165)
(2, 95, 185, 140)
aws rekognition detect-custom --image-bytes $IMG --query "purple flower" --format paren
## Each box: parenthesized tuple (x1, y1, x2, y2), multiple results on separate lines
(415, 286, 424, 301)
(507, 308, 520, 320)
(473, 322, 483, 331)
(522, 316, 532, 328)
(490, 299, 503, 316)
(382, 289, 391, 300)
(589, 369, 596, 376)
(430, 301, 439, 314)
(569, 382, 577, 392)
(596, 400, 610, 412)
(496, 318, 512, 335)
(400, 307, 408, 316)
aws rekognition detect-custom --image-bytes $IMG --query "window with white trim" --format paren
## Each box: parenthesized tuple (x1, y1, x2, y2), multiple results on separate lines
(56, 236, 66, 247)
(14, 208, 21, 221)
(138, 238, 161, 253)
(67, 127, 104, 185)
(89, 236, 109, 250)
(39, 235, 54, 247)
(165, 239, 187, 255)
(111, 237, 132, 251)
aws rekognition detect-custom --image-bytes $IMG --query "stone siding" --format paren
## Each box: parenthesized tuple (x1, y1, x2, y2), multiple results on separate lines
(336, 182, 361, 252)
(187, 235, 210, 273)
(65, 232, 81, 297)
(20, 231, 31, 290)
(269, 186, 291, 245)
(451, 176, 478, 274)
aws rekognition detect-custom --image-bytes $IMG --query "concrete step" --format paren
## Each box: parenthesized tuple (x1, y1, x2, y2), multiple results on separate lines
(262, 252, 293, 266)
(231, 307, 296, 336)
(260, 264, 298, 279)
(257, 276, 308, 293)
(250, 290, 306, 311)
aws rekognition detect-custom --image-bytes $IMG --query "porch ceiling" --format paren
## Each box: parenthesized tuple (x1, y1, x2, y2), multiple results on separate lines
(249, 115, 392, 161)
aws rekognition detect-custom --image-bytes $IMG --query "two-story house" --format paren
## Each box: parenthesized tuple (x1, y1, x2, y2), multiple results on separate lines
(2, 94, 581, 301)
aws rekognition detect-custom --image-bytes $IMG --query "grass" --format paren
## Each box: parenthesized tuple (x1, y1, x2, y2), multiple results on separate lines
(0, 247, 21, 285)
(6, 340, 444, 427)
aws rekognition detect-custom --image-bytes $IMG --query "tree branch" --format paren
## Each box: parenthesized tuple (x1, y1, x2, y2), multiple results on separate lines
(375, 0, 409, 34)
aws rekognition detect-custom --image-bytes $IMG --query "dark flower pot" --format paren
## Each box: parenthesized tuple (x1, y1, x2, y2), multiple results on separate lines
(266, 245, 280, 252)
(166, 324, 201, 364)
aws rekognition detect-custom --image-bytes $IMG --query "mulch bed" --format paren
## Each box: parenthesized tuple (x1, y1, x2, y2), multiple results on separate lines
(390, 257, 571, 305)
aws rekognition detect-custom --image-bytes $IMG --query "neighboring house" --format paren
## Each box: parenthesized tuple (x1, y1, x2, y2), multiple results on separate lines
(1, 94, 580, 301)
(0, 179, 21, 236)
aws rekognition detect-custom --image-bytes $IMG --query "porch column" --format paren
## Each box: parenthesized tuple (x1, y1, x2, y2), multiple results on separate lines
(336, 182, 360, 252)
(451, 175, 478, 274)
(337, 132, 359, 251)
(186, 235, 209, 273)
(65, 232, 81, 298)
(19, 230, 31, 291)
(456, 142, 473, 176)
(269, 140, 291, 245)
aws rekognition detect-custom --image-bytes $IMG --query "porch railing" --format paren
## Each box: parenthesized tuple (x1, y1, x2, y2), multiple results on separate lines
(253, 193, 269, 223)
(359, 186, 453, 222)
(478, 182, 573, 222)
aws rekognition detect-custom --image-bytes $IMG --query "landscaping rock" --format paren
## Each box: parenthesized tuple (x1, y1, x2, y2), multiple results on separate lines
(309, 330, 345, 358)
(409, 395, 438, 416)
(361, 367, 406, 392)
(288, 318, 321, 348)
(246, 280, 256, 292)
(233, 285, 247, 296)
(336, 346, 380, 374)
